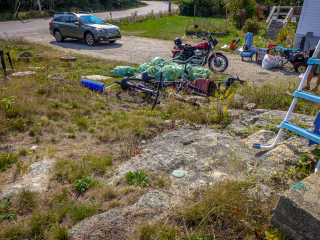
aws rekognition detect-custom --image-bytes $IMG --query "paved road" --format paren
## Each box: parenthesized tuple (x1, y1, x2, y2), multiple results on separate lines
(0, 1, 177, 35)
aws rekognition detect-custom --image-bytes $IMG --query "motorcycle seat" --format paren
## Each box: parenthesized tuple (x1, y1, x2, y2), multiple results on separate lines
(177, 44, 194, 51)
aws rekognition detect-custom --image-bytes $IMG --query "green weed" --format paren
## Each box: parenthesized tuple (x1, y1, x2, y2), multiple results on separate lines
(0, 153, 19, 172)
(126, 170, 149, 188)
(71, 177, 98, 193)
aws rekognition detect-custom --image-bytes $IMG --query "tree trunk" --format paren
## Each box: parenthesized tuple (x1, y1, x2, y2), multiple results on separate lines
(37, 0, 43, 17)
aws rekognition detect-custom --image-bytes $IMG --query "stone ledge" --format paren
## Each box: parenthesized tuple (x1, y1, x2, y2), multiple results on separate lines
(271, 172, 320, 240)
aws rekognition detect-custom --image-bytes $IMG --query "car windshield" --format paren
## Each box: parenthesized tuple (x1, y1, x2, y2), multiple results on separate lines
(80, 15, 104, 24)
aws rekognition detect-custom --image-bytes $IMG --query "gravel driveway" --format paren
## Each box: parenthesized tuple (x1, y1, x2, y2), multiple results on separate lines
(21, 28, 301, 86)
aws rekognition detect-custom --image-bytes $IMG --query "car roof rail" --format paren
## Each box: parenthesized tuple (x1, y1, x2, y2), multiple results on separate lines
(56, 12, 90, 15)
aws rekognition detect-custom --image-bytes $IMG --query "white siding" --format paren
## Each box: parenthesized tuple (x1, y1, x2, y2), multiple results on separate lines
(296, 0, 320, 36)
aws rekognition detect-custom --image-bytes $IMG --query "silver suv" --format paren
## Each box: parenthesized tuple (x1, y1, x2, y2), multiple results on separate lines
(49, 12, 121, 46)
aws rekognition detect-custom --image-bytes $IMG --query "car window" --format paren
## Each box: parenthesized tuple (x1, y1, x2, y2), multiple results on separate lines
(79, 15, 104, 24)
(61, 16, 71, 23)
(54, 16, 61, 22)
(70, 16, 78, 24)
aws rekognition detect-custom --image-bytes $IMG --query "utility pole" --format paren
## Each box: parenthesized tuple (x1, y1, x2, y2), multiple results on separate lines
(194, 5, 196, 23)
(37, 0, 43, 17)
(168, 0, 172, 13)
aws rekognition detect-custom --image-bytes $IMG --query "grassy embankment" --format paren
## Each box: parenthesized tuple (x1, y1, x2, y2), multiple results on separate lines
(0, 23, 315, 239)
(120, 15, 296, 51)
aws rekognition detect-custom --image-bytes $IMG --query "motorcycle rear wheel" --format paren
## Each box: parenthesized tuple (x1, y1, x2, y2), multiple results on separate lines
(208, 54, 228, 72)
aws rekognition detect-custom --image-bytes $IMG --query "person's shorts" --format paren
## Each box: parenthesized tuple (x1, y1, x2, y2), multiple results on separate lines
(311, 64, 320, 74)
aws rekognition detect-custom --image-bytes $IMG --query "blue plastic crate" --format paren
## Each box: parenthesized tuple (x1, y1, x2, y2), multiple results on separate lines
(81, 79, 104, 93)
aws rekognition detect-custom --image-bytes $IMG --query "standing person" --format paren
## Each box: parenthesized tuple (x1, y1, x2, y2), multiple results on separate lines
(303, 51, 320, 92)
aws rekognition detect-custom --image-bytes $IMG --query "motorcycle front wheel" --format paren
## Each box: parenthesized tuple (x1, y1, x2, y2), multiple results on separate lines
(208, 54, 228, 72)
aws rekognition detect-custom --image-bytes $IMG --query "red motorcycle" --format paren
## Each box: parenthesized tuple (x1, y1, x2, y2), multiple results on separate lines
(171, 33, 228, 72)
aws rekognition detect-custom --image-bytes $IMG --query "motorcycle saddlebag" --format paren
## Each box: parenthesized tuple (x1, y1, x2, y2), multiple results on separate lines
(193, 78, 211, 93)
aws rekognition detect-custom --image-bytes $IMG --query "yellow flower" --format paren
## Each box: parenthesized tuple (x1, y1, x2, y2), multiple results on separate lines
(265, 231, 278, 240)
(245, 81, 248, 86)
(210, 103, 215, 108)
(225, 88, 231, 98)
(228, 93, 235, 100)
(223, 106, 228, 116)
(215, 91, 219, 99)
(209, 96, 214, 103)
(220, 94, 224, 100)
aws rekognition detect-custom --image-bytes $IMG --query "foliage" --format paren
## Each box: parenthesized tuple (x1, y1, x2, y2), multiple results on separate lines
(0, 196, 16, 222)
(256, 4, 268, 20)
(178, 0, 225, 17)
(232, 81, 320, 116)
(71, 176, 98, 193)
(0, 153, 19, 172)
(242, 18, 261, 34)
(106, 9, 178, 27)
(136, 179, 286, 239)
(125, 170, 149, 188)
(224, 0, 257, 28)
(0, 96, 16, 115)
(277, 22, 297, 47)
(14, 189, 38, 213)
(0, 0, 145, 21)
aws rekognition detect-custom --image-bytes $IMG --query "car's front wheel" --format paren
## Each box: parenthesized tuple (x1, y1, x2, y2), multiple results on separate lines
(109, 40, 116, 43)
(85, 32, 95, 46)
(54, 30, 64, 42)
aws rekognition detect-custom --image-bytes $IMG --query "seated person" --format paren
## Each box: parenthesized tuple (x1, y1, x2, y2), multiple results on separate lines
(304, 51, 320, 92)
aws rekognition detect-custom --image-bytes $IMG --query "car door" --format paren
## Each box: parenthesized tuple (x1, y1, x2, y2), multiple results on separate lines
(69, 16, 83, 39)
(59, 16, 71, 36)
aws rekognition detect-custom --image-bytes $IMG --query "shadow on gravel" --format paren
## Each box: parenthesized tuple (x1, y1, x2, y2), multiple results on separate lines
(50, 39, 123, 50)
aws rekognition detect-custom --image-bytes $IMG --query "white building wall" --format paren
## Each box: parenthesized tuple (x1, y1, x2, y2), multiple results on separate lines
(293, 0, 320, 49)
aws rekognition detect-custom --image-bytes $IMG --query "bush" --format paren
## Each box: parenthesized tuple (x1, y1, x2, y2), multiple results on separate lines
(242, 18, 261, 33)
(179, 0, 225, 17)
(224, 0, 257, 28)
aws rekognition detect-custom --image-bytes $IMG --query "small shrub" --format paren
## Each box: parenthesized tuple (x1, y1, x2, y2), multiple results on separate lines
(29, 211, 57, 238)
(51, 99, 61, 108)
(125, 170, 149, 188)
(75, 118, 88, 130)
(65, 125, 75, 133)
(66, 202, 99, 223)
(242, 18, 261, 33)
(19, 149, 28, 156)
(11, 118, 26, 131)
(277, 28, 290, 43)
(0, 153, 19, 172)
(47, 225, 68, 240)
(14, 189, 38, 213)
(72, 177, 98, 193)
(0, 195, 16, 222)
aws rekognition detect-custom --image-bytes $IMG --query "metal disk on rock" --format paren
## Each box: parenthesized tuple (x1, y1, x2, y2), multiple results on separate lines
(172, 170, 185, 178)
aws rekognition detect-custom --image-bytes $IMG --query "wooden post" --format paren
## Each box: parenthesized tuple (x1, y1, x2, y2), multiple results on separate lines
(37, 0, 43, 17)
(225, 5, 227, 33)
(194, 5, 196, 23)
(168, 0, 172, 13)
